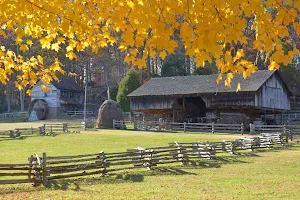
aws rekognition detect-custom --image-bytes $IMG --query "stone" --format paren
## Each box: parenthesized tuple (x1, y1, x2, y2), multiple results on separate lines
(28, 111, 39, 121)
(96, 100, 124, 128)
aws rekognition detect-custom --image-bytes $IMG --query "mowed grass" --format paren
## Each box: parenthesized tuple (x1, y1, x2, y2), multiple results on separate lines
(0, 123, 299, 200)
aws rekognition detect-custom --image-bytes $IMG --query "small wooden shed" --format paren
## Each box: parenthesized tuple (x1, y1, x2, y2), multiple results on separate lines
(128, 70, 292, 122)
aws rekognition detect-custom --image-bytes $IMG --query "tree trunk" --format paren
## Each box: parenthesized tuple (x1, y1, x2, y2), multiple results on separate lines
(186, 56, 191, 75)
(6, 84, 11, 113)
(155, 56, 158, 76)
(20, 90, 25, 112)
(147, 55, 151, 80)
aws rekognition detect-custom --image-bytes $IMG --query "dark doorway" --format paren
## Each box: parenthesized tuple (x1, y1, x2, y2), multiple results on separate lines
(172, 96, 206, 122)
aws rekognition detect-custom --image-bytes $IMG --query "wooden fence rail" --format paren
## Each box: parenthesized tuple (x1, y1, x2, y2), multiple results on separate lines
(116, 120, 244, 134)
(0, 132, 290, 186)
(114, 120, 299, 136)
(66, 110, 94, 116)
(0, 123, 69, 139)
(0, 112, 28, 119)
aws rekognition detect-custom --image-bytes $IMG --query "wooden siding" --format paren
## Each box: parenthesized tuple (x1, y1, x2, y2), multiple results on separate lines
(255, 73, 290, 110)
(202, 93, 255, 108)
(130, 96, 176, 111)
(31, 82, 60, 108)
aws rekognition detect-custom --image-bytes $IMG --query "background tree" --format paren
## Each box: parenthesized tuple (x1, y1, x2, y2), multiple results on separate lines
(117, 68, 141, 112)
(193, 59, 218, 75)
(161, 54, 186, 77)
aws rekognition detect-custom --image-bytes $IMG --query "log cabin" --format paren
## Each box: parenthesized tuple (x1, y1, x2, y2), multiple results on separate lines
(128, 70, 292, 122)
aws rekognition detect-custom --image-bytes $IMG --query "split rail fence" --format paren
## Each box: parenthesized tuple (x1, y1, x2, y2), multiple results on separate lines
(114, 120, 244, 134)
(66, 110, 94, 116)
(0, 123, 69, 139)
(0, 112, 28, 119)
(114, 120, 298, 137)
(0, 132, 290, 186)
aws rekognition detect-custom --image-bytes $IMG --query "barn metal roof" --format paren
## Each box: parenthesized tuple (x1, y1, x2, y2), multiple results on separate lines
(129, 70, 289, 97)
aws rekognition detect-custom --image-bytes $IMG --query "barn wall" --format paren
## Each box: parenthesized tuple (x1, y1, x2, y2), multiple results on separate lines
(202, 92, 255, 108)
(255, 73, 290, 110)
(130, 96, 176, 111)
(31, 82, 60, 115)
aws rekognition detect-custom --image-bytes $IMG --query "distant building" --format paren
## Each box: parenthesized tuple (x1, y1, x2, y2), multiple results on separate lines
(30, 79, 84, 118)
(128, 70, 292, 122)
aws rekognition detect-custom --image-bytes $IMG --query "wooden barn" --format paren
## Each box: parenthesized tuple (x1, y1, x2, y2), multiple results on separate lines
(128, 70, 292, 122)
(29, 79, 84, 119)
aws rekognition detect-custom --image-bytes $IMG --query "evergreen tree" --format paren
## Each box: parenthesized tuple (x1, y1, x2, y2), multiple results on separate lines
(117, 68, 141, 112)
(161, 54, 186, 77)
(193, 59, 218, 75)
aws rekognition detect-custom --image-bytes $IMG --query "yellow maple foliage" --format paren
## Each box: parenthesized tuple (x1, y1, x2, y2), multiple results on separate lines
(0, 0, 299, 93)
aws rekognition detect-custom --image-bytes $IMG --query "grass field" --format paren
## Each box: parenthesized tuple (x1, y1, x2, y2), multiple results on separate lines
(0, 122, 299, 200)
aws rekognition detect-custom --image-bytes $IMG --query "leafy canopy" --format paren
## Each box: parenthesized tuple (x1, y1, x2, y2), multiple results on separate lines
(1, 0, 300, 92)
(117, 68, 140, 112)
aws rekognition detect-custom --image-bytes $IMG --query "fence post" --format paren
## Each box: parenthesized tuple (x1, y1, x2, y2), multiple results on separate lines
(28, 155, 33, 184)
(113, 119, 116, 129)
(184, 122, 186, 133)
(42, 152, 48, 186)
(39, 126, 45, 135)
(175, 142, 187, 166)
(120, 120, 124, 130)
(249, 123, 254, 135)
(158, 118, 162, 131)
(9, 130, 15, 138)
(145, 121, 149, 131)
(63, 123, 68, 132)
(134, 121, 138, 130)
(212, 122, 215, 134)
(99, 151, 107, 177)
(31, 156, 41, 186)
(241, 123, 244, 135)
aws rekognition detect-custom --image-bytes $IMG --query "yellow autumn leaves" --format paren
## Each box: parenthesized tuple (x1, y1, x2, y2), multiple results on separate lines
(0, 0, 299, 93)
(0, 46, 64, 94)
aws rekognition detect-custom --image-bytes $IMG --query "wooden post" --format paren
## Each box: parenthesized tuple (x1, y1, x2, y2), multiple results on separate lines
(145, 121, 149, 131)
(28, 155, 33, 183)
(175, 142, 187, 166)
(63, 123, 68, 132)
(172, 109, 175, 122)
(39, 126, 45, 135)
(134, 121, 137, 130)
(183, 122, 186, 133)
(31, 156, 39, 186)
(9, 130, 15, 138)
(15, 129, 20, 137)
(113, 119, 116, 129)
(42, 152, 48, 186)
(158, 118, 162, 131)
(212, 122, 215, 134)
(50, 125, 53, 135)
(99, 151, 107, 177)
(250, 123, 255, 135)
(120, 120, 124, 129)
(241, 123, 244, 135)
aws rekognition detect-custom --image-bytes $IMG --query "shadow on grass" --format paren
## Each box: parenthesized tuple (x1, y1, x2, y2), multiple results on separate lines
(44, 167, 196, 191)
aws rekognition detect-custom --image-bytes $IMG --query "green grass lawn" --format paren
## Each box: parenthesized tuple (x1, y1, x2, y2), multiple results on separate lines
(0, 125, 299, 200)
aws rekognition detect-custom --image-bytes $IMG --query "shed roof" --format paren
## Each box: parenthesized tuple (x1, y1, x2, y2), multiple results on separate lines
(52, 79, 83, 91)
(129, 70, 289, 97)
